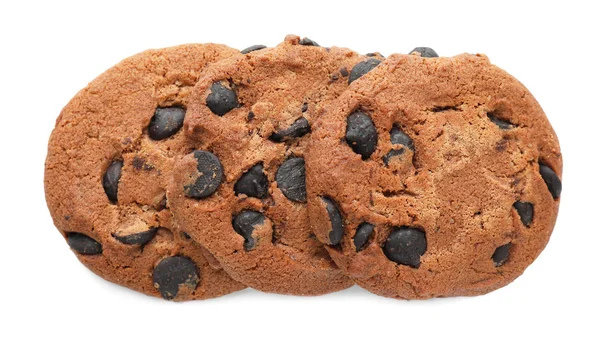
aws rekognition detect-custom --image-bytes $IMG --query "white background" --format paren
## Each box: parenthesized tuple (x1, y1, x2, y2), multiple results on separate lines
(1, 1, 598, 348)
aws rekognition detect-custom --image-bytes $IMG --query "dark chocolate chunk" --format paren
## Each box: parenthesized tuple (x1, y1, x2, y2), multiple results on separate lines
(184, 150, 223, 199)
(232, 210, 265, 251)
(390, 125, 414, 149)
(241, 45, 267, 54)
(234, 163, 268, 198)
(301, 102, 308, 113)
(269, 117, 311, 142)
(132, 156, 153, 171)
(383, 149, 405, 165)
(113, 227, 158, 245)
(539, 162, 562, 199)
(299, 37, 319, 46)
(383, 227, 427, 268)
(276, 158, 306, 202)
(513, 201, 534, 227)
(206, 82, 238, 116)
(148, 107, 186, 140)
(340, 67, 349, 77)
(431, 105, 459, 112)
(103, 160, 123, 203)
(67, 233, 102, 255)
(153, 256, 199, 300)
(487, 112, 514, 129)
(247, 111, 255, 121)
(384, 125, 414, 165)
(346, 111, 378, 159)
(492, 243, 511, 267)
(322, 197, 344, 245)
(131, 156, 143, 170)
(354, 223, 374, 251)
(409, 47, 439, 58)
(348, 58, 381, 84)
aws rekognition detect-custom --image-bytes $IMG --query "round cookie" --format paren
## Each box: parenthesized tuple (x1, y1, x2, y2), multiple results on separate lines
(168, 35, 376, 295)
(44, 44, 246, 301)
(306, 52, 562, 299)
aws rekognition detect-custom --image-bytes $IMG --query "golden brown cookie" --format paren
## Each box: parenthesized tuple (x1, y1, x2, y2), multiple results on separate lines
(167, 35, 377, 295)
(306, 52, 562, 299)
(44, 44, 246, 301)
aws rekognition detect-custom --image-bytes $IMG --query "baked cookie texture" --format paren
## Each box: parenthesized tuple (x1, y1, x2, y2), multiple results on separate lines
(167, 35, 379, 295)
(45, 37, 561, 300)
(306, 53, 562, 299)
(44, 44, 246, 301)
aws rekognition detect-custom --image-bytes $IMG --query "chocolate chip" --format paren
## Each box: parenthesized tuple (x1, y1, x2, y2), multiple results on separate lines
(348, 58, 381, 84)
(148, 107, 186, 140)
(234, 163, 268, 198)
(384, 125, 414, 165)
(390, 125, 414, 149)
(153, 256, 199, 300)
(132, 156, 154, 171)
(409, 47, 439, 58)
(340, 67, 349, 77)
(182, 232, 191, 239)
(232, 210, 265, 251)
(301, 102, 308, 113)
(276, 158, 306, 202)
(132, 156, 145, 170)
(383, 227, 427, 268)
(184, 150, 223, 199)
(247, 111, 255, 121)
(206, 82, 238, 116)
(492, 243, 511, 267)
(113, 227, 158, 245)
(354, 223, 374, 251)
(321, 197, 344, 245)
(539, 162, 562, 199)
(67, 233, 102, 255)
(383, 150, 405, 165)
(269, 117, 311, 142)
(487, 112, 514, 129)
(366, 52, 383, 58)
(241, 45, 266, 54)
(431, 105, 459, 112)
(299, 37, 319, 46)
(513, 201, 534, 227)
(103, 160, 123, 203)
(346, 111, 378, 159)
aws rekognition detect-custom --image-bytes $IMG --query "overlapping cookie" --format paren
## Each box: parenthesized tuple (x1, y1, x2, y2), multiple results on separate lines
(167, 35, 382, 295)
(306, 51, 562, 298)
(45, 44, 246, 300)
(45, 37, 562, 300)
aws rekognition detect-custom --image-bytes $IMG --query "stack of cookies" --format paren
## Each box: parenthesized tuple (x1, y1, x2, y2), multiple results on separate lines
(44, 35, 562, 301)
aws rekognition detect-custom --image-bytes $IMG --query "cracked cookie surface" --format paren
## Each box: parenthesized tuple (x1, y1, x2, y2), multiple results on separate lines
(168, 35, 376, 295)
(45, 44, 246, 301)
(306, 53, 562, 299)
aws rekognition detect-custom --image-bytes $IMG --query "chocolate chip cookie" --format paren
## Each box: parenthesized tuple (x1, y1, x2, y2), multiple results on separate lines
(306, 52, 562, 299)
(167, 35, 378, 295)
(45, 44, 246, 300)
